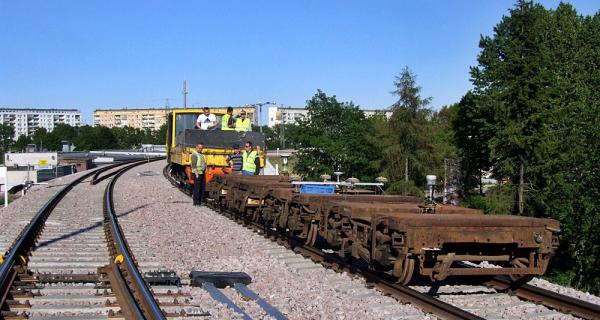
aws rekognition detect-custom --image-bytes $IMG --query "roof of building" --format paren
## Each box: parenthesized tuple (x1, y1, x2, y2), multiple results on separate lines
(0, 108, 80, 112)
(94, 106, 256, 112)
(93, 107, 170, 112)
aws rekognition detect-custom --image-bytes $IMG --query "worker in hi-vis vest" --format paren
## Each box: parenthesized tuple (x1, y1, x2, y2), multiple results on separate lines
(235, 110, 251, 132)
(191, 143, 207, 205)
(221, 107, 235, 130)
(242, 141, 260, 175)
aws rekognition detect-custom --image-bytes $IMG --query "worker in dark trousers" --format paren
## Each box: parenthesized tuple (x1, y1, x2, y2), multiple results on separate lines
(191, 143, 207, 206)
(227, 144, 243, 174)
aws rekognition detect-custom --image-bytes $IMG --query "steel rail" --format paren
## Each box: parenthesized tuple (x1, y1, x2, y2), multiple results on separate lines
(90, 159, 140, 185)
(162, 165, 483, 320)
(105, 157, 166, 320)
(266, 224, 484, 320)
(0, 162, 133, 310)
(484, 277, 600, 320)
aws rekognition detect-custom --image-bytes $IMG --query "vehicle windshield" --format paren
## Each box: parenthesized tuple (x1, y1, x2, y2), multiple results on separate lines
(175, 113, 224, 136)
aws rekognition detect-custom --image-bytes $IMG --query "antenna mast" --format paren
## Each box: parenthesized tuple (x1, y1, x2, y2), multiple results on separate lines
(182, 80, 188, 109)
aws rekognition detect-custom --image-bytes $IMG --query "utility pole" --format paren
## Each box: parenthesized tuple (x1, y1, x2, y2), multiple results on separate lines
(443, 159, 447, 204)
(182, 81, 188, 109)
(258, 103, 263, 133)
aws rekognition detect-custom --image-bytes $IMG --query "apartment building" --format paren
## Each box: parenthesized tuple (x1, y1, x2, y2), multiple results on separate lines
(94, 106, 258, 130)
(93, 108, 169, 130)
(0, 108, 81, 137)
(267, 107, 307, 126)
(267, 107, 392, 127)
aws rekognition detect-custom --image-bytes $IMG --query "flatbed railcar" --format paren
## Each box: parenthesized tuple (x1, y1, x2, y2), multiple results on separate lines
(205, 174, 561, 285)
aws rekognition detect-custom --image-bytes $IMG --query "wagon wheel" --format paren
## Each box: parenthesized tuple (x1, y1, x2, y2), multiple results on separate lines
(509, 257, 534, 283)
(393, 256, 415, 285)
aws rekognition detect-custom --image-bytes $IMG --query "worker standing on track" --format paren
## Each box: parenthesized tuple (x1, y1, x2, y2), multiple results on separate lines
(242, 141, 260, 175)
(221, 107, 235, 130)
(227, 144, 243, 174)
(235, 111, 251, 132)
(191, 143, 207, 205)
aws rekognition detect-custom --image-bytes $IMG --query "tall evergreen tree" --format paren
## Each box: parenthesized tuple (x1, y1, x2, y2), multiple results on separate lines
(384, 67, 432, 194)
(471, 0, 553, 214)
(453, 91, 493, 195)
(464, 1, 600, 293)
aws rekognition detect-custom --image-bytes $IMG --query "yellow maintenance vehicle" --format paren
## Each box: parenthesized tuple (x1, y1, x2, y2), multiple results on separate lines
(165, 108, 266, 187)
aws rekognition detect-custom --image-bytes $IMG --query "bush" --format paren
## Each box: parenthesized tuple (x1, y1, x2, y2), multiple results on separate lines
(462, 185, 514, 214)
(386, 180, 424, 198)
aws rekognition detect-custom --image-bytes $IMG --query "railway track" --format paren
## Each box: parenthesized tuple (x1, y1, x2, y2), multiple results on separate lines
(482, 277, 600, 320)
(0, 159, 179, 319)
(163, 165, 600, 320)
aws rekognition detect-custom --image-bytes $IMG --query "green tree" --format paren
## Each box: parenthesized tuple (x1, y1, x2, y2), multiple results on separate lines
(112, 126, 143, 149)
(463, 1, 600, 294)
(294, 90, 379, 181)
(471, 1, 553, 214)
(72, 125, 95, 151)
(93, 126, 118, 149)
(12, 134, 31, 152)
(427, 104, 460, 191)
(31, 128, 50, 150)
(383, 67, 433, 194)
(0, 124, 15, 163)
(153, 123, 168, 145)
(453, 91, 493, 195)
(256, 124, 302, 150)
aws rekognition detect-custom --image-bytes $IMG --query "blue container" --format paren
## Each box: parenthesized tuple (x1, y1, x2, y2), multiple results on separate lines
(300, 184, 335, 194)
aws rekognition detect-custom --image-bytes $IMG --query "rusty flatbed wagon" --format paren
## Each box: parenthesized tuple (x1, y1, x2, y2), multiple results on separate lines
(205, 174, 560, 285)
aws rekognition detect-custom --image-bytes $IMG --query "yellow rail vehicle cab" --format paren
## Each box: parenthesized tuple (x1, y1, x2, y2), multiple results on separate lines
(166, 108, 266, 187)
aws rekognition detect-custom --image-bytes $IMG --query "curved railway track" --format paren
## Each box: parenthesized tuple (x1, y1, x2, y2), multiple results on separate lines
(0, 159, 169, 319)
(164, 164, 600, 320)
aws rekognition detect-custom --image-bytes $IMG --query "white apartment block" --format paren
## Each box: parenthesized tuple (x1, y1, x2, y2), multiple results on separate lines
(0, 108, 82, 138)
(267, 107, 392, 127)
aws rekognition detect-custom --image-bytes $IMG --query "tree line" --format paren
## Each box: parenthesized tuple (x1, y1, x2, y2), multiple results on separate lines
(0, 123, 167, 156)
(280, 1, 600, 295)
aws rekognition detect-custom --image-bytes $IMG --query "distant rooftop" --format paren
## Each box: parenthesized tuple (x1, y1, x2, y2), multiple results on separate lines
(94, 107, 170, 112)
(0, 108, 80, 112)
(94, 106, 255, 112)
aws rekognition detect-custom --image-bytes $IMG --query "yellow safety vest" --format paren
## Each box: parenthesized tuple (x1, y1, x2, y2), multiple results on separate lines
(192, 150, 206, 174)
(242, 150, 258, 172)
(235, 118, 251, 132)
(221, 114, 234, 130)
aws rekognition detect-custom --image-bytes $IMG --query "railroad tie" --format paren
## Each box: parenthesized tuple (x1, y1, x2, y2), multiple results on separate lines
(264, 248, 289, 254)
(387, 313, 428, 320)
(275, 253, 300, 260)
(334, 284, 361, 293)
(367, 302, 399, 311)
(351, 291, 379, 300)
(295, 265, 323, 273)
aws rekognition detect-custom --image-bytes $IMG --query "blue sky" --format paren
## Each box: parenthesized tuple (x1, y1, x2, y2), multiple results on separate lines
(1, 1, 598, 125)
